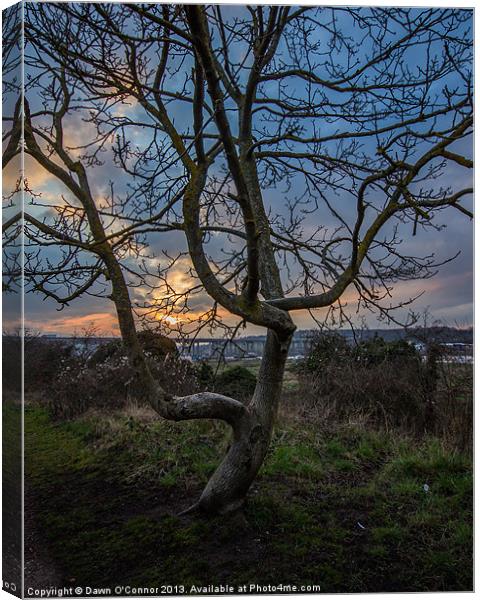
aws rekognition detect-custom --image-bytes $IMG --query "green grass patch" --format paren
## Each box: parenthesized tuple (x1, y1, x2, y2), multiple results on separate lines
(25, 407, 472, 592)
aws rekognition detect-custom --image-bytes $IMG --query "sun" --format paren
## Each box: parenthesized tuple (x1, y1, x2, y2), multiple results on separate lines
(159, 315, 181, 326)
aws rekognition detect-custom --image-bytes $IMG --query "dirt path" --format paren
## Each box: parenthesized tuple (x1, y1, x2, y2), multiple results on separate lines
(24, 488, 62, 592)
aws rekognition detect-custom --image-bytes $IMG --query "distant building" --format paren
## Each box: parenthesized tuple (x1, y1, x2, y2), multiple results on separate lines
(33, 326, 472, 362)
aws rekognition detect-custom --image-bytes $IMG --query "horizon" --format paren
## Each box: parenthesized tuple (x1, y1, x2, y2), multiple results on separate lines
(17, 322, 474, 341)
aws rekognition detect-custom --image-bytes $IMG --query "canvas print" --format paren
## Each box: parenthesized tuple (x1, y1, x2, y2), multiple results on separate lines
(2, 2, 473, 597)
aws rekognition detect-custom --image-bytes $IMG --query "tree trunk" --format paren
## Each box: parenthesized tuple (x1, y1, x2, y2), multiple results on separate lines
(101, 226, 293, 516)
(195, 329, 292, 514)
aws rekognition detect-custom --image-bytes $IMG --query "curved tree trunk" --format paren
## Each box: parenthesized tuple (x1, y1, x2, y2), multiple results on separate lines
(27, 66, 295, 516)
(196, 329, 292, 514)
(105, 253, 293, 515)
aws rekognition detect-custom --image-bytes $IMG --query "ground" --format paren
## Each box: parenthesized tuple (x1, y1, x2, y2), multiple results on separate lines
(22, 401, 472, 594)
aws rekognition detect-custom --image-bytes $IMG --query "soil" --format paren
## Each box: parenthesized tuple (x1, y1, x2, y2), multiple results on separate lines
(24, 488, 62, 593)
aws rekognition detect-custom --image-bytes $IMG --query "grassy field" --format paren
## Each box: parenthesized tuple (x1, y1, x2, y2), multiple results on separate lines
(24, 403, 472, 593)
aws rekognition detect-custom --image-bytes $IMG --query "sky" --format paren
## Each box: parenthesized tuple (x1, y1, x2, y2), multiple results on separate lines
(2, 4, 474, 337)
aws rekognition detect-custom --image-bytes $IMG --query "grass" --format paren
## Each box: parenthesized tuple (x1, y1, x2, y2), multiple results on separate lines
(24, 405, 472, 593)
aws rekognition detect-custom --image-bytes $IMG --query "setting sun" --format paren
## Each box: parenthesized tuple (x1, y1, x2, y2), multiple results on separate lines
(158, 314, 181, 326)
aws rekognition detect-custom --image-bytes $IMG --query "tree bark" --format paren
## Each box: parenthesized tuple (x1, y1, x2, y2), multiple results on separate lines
(24, 41, 296, 517)
(105, 247, 292, 515)
(195, 329, 292, 514)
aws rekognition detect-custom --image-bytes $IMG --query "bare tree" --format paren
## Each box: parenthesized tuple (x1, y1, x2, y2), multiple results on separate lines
(9, 4, 472, 515)
(2, 3, 23, 300)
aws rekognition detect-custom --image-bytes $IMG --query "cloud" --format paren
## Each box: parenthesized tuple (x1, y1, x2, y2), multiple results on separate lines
(26, 311, 120, 337)
(14, 5, 472, 338)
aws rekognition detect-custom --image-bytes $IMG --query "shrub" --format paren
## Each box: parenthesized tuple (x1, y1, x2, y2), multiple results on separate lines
(434, 359, 473, 452)
(298, 332, 472, 451)
(303, 332, 351, 371)
(23, 335, 77, 392)
(3, 333, 22, 393)
(22, 332, 199, 420)
(352, 337, 421, 367)
(194, 361, 215, 390)
(49, 350, 202, 420)
(300, 333, 424, 429)
(88, 330, 177, 368)
(214, 366, 257, 403)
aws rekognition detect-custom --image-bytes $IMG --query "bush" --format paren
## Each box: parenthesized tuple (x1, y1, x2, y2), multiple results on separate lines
(214, 366, 257, 403)
(433, 359, 473, 452)
(303, 332, 351, 372)
(50, 350, 202, 420)
(352, 337, 421, 366)
(194, 361, 215, 390)
(298, 332, 472, 451)
(88, 330, 177, 368)
(23, 335, 76, 392)
(300, 333, 424, 429)
(3, 334, 22, 393)
(22, 333, 199, 420)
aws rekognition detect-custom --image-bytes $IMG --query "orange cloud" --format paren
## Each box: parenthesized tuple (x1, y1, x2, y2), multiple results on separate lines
(24, 155, 58, 190)
(26, 312, 120, 337)
(22, 265, 472, 338)
(2, 159, 22, 195)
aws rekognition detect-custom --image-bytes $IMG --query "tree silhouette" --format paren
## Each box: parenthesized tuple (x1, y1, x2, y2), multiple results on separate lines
(4, 4, 472, 514)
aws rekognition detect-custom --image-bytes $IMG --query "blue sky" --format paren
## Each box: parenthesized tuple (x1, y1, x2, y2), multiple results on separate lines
(3, 4, 473, 336)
